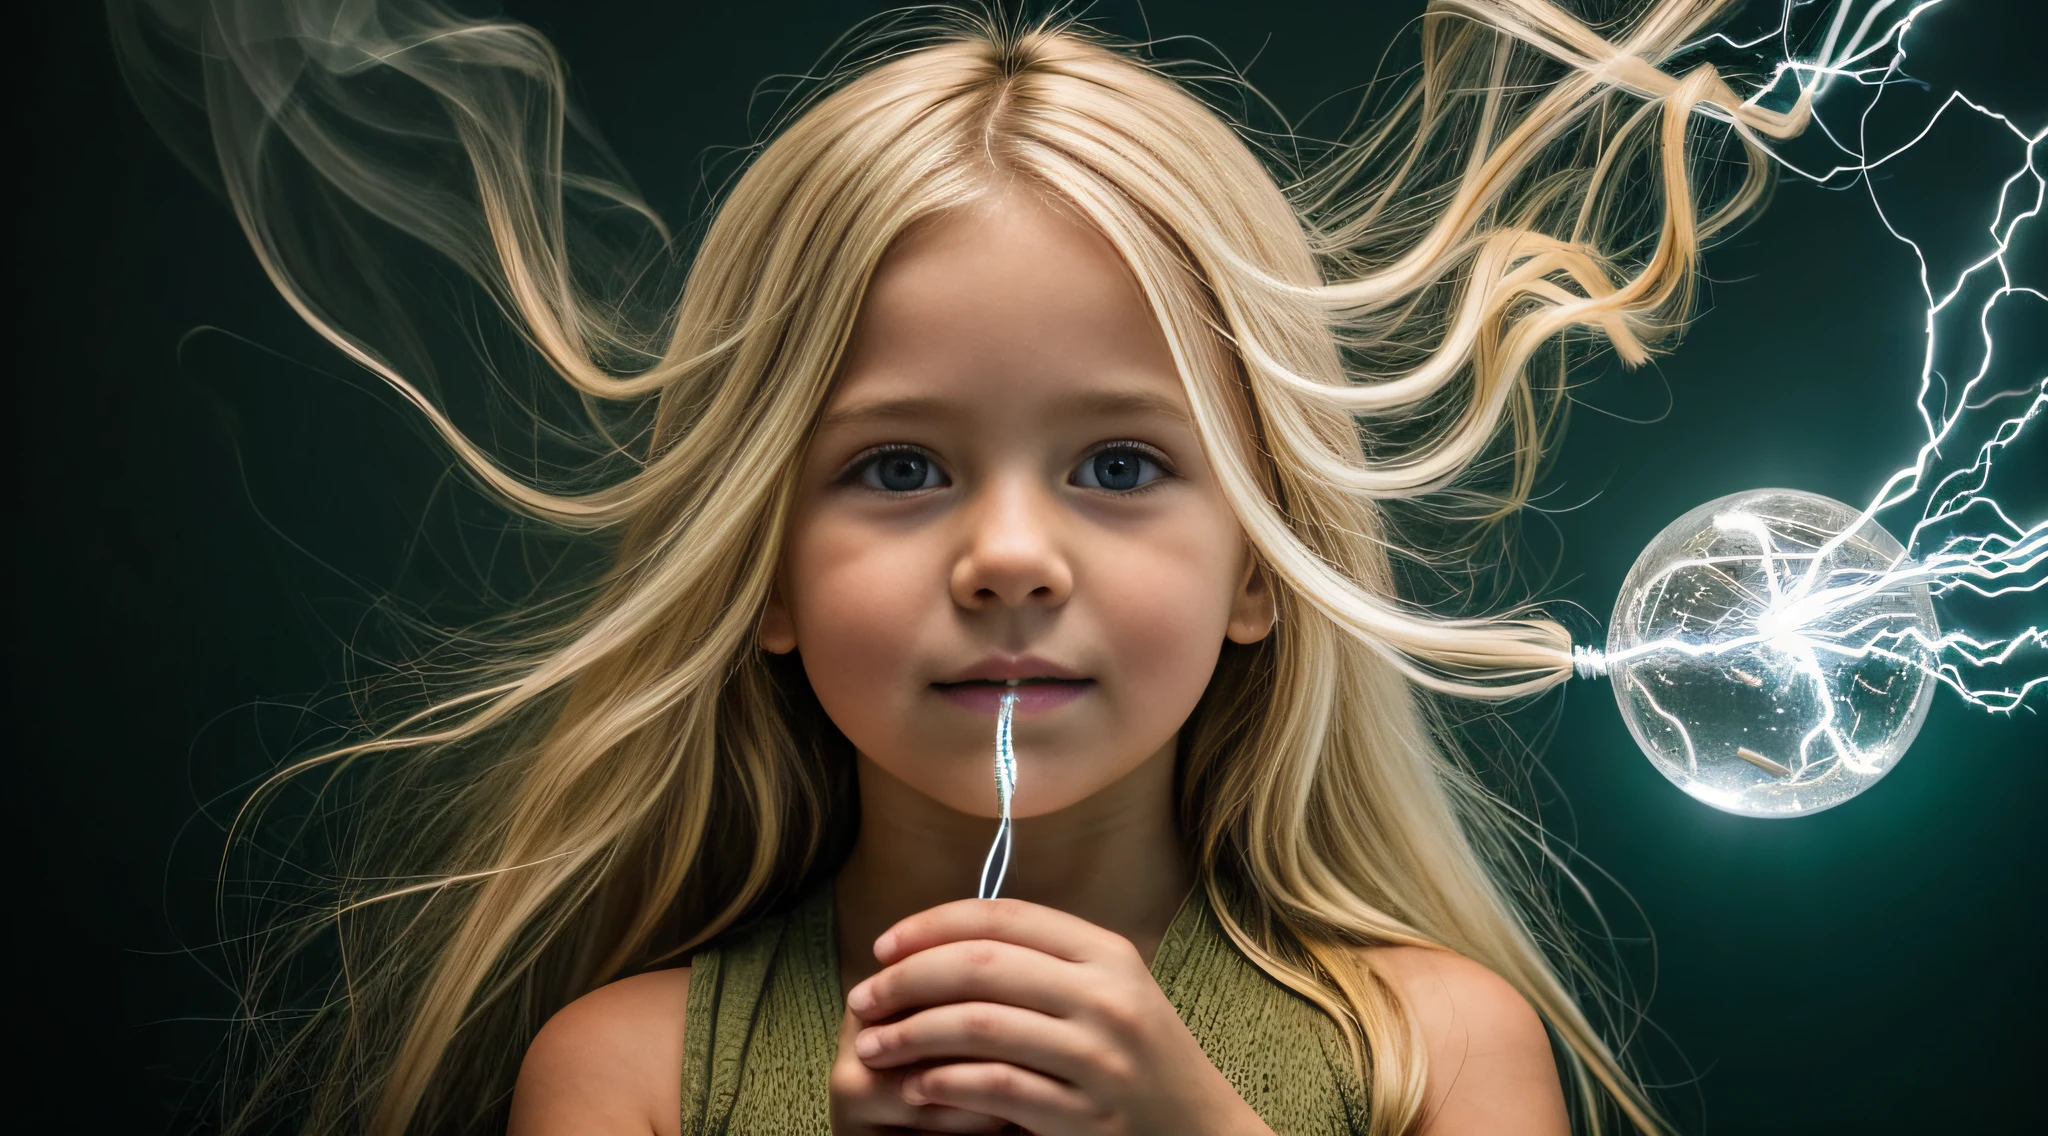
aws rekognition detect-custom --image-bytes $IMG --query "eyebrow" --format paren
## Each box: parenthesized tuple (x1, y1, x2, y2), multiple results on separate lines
(817, 387, 1192, 430)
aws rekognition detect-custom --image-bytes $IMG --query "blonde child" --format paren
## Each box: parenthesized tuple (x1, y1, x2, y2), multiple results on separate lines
(112, 1, 1807, 1132)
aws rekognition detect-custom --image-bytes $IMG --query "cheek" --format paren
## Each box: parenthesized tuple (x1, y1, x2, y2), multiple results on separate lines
(1080, 518, 1242, 742)
(782, 518, 934, 748)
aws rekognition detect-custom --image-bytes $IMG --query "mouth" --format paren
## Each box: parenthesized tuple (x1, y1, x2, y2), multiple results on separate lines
(931, 675, 1096, 715)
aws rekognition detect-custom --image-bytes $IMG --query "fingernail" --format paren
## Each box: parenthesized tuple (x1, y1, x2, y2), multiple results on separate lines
(846, 983, 871, 1015)
(854, 1029, 882, 1059)
(874, 930, 897, 959)
(900, 1073, 926, 1105)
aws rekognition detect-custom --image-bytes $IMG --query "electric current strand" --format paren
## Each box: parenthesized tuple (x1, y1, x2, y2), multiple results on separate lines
(977, 688, 1019, 900)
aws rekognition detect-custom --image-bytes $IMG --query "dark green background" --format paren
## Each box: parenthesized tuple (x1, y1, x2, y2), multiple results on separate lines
(13, 1, 2043, 1132)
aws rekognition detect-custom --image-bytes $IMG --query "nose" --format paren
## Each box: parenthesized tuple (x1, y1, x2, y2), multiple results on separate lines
(949, 475, 1074, 612)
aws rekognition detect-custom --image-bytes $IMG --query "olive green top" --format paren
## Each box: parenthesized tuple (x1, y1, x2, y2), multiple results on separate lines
(680, 884, 1368, 1134)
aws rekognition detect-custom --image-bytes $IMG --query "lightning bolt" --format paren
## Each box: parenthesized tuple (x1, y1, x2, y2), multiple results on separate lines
(1576, 0, 2046, 789)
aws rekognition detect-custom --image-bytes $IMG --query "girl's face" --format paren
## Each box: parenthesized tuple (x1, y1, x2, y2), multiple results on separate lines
(761, 188, 1273, 818)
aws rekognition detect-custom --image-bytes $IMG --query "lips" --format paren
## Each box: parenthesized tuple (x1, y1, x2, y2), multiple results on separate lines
(934, 655, 1088, 685)
(933, 677, 1095, 715)
(932, 655, 1094, 715)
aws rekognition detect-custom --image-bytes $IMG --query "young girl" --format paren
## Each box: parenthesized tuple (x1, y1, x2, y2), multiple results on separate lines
(113, 1, 1806, 1133)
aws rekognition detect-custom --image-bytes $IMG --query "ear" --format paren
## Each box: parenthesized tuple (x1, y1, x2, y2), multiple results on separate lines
(1225, 553, 1276, 645)
(758, 577, 798, 655)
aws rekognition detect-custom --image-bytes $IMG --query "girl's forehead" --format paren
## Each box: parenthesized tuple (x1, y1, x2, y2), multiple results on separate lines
(828, 191, 1184, 413)
(816, 380, 1193, 435)
(856, 192, 1151, 343)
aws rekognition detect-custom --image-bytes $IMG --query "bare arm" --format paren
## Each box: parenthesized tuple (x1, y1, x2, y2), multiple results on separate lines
(508, 968, 690, 1136)
(1360, 947, 1569, 1136)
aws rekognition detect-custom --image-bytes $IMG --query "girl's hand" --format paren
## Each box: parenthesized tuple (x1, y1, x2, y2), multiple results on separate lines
(830, 1002, 1009, 1135)
(844, 898, 1275, 1136)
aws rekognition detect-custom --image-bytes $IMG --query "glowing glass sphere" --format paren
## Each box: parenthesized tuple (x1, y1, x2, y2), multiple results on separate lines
(1605, 488, 1939, 817)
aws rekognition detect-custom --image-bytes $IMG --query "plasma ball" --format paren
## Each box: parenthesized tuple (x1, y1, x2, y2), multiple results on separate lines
(1601, 488, 1939, 818)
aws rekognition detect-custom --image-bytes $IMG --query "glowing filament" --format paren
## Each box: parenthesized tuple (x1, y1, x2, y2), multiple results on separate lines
(977, 688, 1019, 900)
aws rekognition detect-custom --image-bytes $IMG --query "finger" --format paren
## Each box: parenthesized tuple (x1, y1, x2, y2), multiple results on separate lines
(875, 1099, 1012, 1134)
(849, 938, 1083, 1023)
(875, 898, 1130, 967)
(834, 1061, 1010, 1134)
(897, 1102, 1013, 1134)
(856, 1001, 1096, 1081)
(901, 1061, 1089, 1131)
(835, 1008, 1010, 1134)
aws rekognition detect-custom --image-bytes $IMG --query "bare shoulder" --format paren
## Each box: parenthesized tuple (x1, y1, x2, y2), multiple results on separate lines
(508, 967, 691, 1136)
(1358, 946, 1567, 1136)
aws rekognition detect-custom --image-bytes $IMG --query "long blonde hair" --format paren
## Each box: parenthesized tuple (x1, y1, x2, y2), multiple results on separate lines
(113, 1, 1810, 1132)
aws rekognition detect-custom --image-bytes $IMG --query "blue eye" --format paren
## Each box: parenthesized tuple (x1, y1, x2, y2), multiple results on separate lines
(1073, 445, 1166, 492)
(857, 448, 945, 492)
